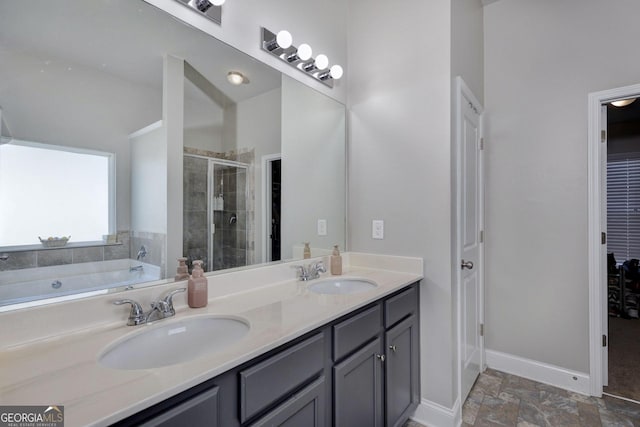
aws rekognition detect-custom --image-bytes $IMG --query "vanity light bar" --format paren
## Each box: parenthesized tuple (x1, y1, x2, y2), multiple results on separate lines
(175, 0, 222, 25)
(261, 27, 343, 88)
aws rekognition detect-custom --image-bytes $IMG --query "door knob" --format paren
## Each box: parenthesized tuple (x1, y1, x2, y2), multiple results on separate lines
(376, 354, 385, 362)
(389, 345, 397, 352)
(461, 260, 474, 270)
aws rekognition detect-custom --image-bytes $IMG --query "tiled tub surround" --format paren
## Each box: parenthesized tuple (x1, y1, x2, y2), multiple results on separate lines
(0, 260, 161, 311)
(0, 253, 422, 427)
(0, 231, 167, 277)
(0, 231, 131, 272)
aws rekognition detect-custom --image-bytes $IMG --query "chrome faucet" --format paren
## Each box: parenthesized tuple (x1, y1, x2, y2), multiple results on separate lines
(114, 288, 186, 326)
(136, 245, 147, 261)
(293, 260, 326, 281)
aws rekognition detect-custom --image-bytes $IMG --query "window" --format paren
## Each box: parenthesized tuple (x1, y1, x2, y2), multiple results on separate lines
(0, 140, 114, 247)
(607, 153, 640, 261)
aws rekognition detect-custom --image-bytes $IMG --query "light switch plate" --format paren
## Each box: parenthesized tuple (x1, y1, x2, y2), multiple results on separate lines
(372, 220, 384, 239)
(317, 219, 327, 236)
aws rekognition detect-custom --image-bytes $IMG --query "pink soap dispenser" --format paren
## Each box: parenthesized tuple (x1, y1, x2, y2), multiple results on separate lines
(188, 260, 208, 308)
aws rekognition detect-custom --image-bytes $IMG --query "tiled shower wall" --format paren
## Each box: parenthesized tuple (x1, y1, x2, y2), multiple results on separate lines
(183, 156, 209, 269)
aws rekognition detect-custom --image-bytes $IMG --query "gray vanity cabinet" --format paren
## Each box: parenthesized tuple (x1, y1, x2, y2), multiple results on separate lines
(114, 283, 419, 427)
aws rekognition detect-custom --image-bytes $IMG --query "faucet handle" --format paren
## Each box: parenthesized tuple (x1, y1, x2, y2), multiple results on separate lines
(114, 299, 146, 326)
(311, 260, 326, 273)
(160, 288, 186, 316)
(292, 265, 309, 280)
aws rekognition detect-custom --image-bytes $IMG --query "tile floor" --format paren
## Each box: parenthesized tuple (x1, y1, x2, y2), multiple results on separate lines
(405, 369, 640, 427)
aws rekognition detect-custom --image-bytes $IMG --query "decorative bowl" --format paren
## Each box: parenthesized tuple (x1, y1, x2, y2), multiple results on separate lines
(38, 236, 70, 248)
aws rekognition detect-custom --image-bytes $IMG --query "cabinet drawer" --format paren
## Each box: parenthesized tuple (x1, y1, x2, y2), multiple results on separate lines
(333, 304, 382, 361)
(240, 332, 325, 422)
(138, 386, 219, 427)
(384, 285, 418, 328)
(248, 376, 326, 427)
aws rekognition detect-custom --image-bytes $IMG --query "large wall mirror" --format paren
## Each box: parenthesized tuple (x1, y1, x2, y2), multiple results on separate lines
(0, 0, 346, 310)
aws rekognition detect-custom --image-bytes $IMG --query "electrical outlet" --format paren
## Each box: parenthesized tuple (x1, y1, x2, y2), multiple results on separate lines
(317, 219, 327, 236)
(372, 220, 384, 239)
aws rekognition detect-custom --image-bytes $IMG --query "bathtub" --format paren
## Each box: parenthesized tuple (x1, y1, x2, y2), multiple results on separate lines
(0, 259, 162, 311)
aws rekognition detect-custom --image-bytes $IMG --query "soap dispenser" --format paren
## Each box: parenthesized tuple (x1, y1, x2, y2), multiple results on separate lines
(303, 242, 311, 259)
(188, 260, 208, 308)
(175, 257, 190, 281)
(331, 245, 342, 275)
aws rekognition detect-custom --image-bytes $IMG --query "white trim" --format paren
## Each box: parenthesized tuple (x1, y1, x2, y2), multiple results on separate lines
(127, 120, 162, 139)
(411, 398, 461, 427)
(588, 83, 640, 397)
(486, 349, 590, 395)
(261, 153, 281, 263)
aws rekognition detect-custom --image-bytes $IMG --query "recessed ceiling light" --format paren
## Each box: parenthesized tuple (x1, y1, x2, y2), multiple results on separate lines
(611, 98, 636, 107)
(227, 71, 248, 85)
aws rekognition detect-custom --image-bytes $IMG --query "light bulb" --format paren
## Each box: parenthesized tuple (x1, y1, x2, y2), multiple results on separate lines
(227, 71, 245, 85)
(315, 54, 329, 70)
(276, 30, 293, 49)
(210, 0, 225, 5)
(611, 98, 636, 107)
(330, 65, 343, 80)
(297, 44, 313, 61)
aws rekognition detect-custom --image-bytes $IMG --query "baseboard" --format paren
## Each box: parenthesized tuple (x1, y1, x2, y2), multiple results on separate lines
(485, 349, 590, 395)
(411, 397, 461, 427)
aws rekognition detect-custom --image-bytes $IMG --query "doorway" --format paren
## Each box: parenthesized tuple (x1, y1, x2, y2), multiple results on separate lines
(588, 83, 640, 398)
(262, 154, 281, 263)
(604, 96, 640, 401)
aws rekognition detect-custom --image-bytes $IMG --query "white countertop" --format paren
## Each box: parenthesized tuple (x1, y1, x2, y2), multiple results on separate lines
(0, 253, 422, 426)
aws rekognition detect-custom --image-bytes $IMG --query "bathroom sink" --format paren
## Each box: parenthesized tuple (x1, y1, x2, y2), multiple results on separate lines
(308, 278, 377, 295)
(99, 316, 249, 370)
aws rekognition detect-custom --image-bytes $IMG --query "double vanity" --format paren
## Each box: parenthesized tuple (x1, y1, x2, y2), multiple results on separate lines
(0, 253, 422, 426)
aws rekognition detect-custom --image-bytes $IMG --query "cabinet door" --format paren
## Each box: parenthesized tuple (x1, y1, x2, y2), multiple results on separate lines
(138, 386, 219, 427)
(385, 315, 419, 427)
(334, 337, 384, 427)
(249, 377, 325, 427)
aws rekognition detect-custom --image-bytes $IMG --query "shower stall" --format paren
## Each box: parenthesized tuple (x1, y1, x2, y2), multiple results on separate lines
(183, 155, 249, 272)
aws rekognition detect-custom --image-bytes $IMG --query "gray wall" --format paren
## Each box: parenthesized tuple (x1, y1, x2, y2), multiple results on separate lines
(236, 88, 282, 263)
(281, 77, 346, 261)
(484, 0, 640, 373)
(347, 0, 456, 409)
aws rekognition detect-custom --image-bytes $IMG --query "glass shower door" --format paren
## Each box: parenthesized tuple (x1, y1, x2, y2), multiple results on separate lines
(209, 161, 248, 272)
(183, 155, 249, 272)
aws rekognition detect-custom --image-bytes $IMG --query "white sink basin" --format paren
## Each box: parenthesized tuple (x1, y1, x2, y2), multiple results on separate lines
(99, 316, 249, 370)
(308, 278, 377, 295)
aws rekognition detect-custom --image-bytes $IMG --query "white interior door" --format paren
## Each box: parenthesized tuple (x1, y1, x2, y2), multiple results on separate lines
(457, 77, 484, 403)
